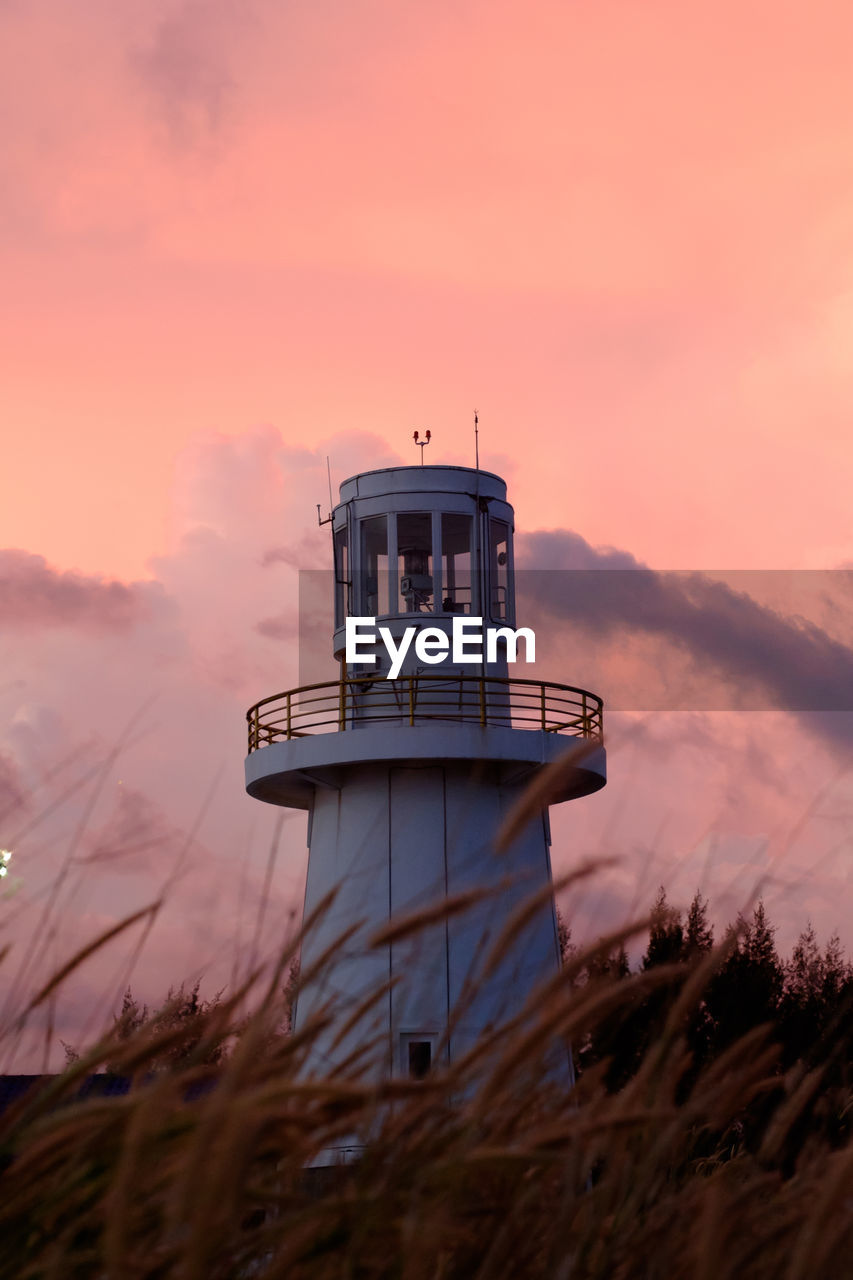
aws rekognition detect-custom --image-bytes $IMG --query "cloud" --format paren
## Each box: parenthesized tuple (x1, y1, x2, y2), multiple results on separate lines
(128, 1, 247, 144)
(81, 786, 183, 873)
(517, 529, 853, 953)
(517, 531, 853, 737)
(0, 550, 157, 630)
(517, 529, 642, 572)
(254, 614, 298, 643)
(0, 425, 395, 1065)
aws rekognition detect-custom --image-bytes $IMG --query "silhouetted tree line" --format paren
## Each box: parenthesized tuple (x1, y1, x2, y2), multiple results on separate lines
(62, 896, 853, 1172)
(561, 889, 853, 1165)
(63, 959, 301, 1074)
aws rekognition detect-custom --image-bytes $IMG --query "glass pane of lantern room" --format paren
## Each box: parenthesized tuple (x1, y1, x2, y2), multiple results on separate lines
(490, 519, 509, 620)
(334, 524, 348, 626)
(360, 516, 389, 615)
(397, 512, 433, 613)
(441, 513, 472, 614)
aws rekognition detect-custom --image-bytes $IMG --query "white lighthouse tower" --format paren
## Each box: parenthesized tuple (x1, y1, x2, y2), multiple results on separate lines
(245, 463, 605, 1086)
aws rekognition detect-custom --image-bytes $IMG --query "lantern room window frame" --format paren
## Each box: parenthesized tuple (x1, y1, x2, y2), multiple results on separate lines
(333, 504, 514, 629)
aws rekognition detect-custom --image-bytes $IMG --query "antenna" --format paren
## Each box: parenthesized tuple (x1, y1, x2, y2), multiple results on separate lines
(413, 429, 431, 464)
(473, 408, 484, 675)
(317, 456, 334, 526)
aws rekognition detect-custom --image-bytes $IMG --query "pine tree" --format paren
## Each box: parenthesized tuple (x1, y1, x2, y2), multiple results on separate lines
(705, 904, 781, 1055)
(684, 891, 714, 958)
(821, 931, 851, 1003)
(642, 887, 684, 969)
(743, 900, 783, 1008)
(586, 889, 685, 1092)
(584, 944, 630, 983)
(679, 892, 715, 1073)
(779, 925, 853, 1072)
(786, 921, 823, 1005)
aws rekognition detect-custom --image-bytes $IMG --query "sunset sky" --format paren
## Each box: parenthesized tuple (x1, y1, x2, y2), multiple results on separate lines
(4, 0, 853, 1062)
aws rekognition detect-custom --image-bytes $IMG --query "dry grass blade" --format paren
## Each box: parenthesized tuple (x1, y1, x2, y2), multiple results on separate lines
(785, 1142, 853, 1280)
(6, 758, 853, 1279)
(15, 900, 161, 1024)
(758, 1064, 826, 1166)
(682, 1024, 780, 1129)
(561, 915, 654, 985)
(495, 739, 601, 853)
(636, 930, 740, 1088)
(478, 860, 616, 983)
(477, 963, 685, 1110)
(368, 885, 499, 948)
(294, 920, 363, 990)
(325, 980, 394, 1058)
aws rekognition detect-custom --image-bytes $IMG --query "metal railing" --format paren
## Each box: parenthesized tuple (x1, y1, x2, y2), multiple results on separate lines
(247, 675, 603, 753)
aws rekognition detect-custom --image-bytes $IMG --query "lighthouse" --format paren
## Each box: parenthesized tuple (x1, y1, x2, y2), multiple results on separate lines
(245, 463, 605, 1086)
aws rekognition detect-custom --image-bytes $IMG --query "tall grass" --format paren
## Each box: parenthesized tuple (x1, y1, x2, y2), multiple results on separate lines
(2, 879, 852, 1279)
(2, 741, 852, 1278)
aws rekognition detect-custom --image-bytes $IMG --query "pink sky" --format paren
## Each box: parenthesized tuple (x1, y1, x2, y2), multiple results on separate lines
(3, 0, 853, 1063)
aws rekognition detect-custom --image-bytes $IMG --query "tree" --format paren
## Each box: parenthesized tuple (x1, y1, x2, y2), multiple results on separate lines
(684, 891, 714, 958)
(786, 921, 823, 1001)
(105, 982, 228, 1074)
(706, 901, 782, 1056)
(745, 902, 781, 979)
(61, 983, 228, 1075)
(821, 931, 851, 1004)
(587, 945, 630, 982)
(744, 900, 783, 1017)
(583, 888, 685, 1090)
(642, 887, 684, 969)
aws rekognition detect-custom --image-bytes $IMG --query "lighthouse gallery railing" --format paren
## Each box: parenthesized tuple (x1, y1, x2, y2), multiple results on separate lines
(247, 675, 603, 753)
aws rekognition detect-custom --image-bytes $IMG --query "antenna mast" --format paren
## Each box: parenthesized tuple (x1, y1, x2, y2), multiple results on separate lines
(413, 430, 431, 464)
(317, 455, 334, 526)
(473, 408, 484, 676)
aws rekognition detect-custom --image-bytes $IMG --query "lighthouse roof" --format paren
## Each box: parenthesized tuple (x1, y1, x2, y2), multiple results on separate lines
(338, 464, 507, 505)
